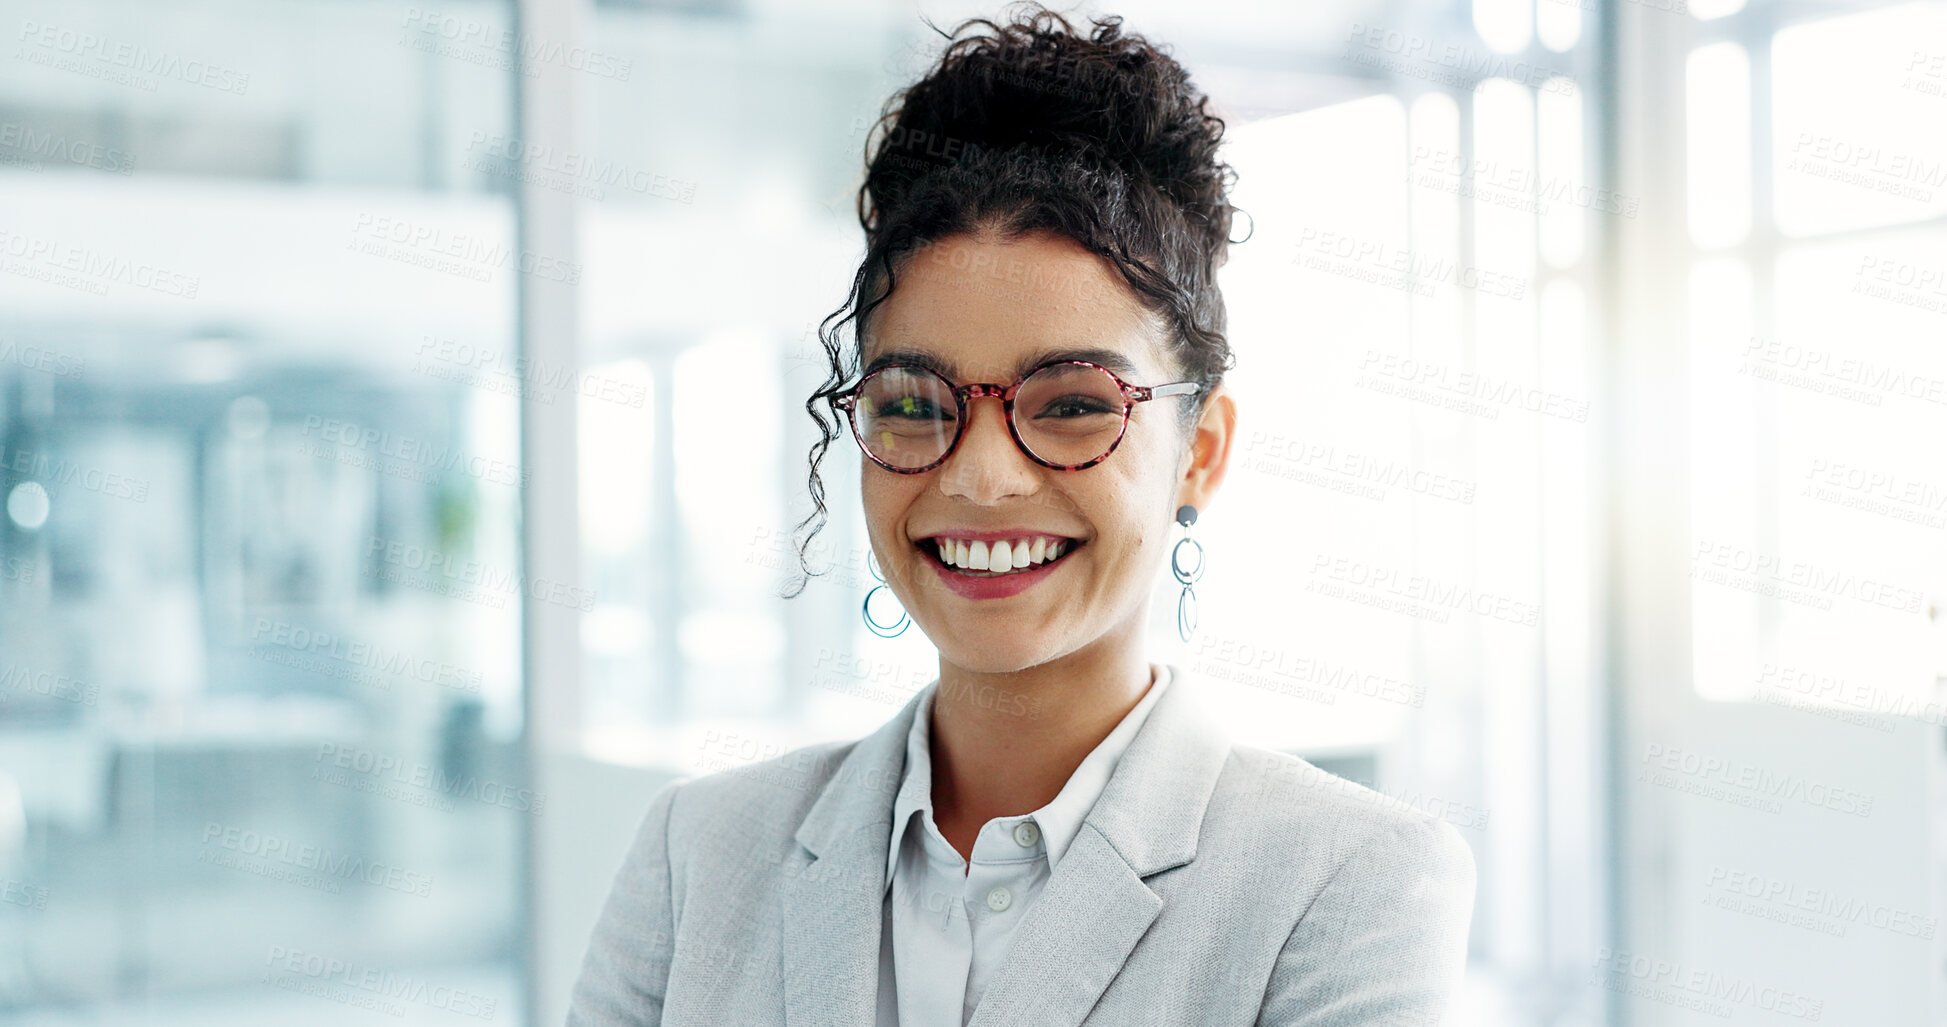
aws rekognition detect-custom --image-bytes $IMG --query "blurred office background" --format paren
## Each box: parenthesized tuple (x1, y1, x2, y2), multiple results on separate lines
(1, 0, 1943, 1023)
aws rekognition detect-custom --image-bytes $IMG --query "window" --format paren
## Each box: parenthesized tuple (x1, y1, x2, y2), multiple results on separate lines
(1, 1, 527, 1021)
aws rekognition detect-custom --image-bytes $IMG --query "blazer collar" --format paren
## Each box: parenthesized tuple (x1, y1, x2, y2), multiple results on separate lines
(881, 663, 1177, 893)
(782, 663, 1235, 1027)
(791, 681, 926, 861)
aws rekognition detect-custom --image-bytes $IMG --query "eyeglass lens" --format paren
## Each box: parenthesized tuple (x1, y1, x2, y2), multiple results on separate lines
(852, 363, 1128, 469)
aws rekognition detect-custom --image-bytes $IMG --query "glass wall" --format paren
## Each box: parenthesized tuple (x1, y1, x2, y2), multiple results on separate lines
(0, 1, 528, 1023)
(1615, 1, 1946, 1024)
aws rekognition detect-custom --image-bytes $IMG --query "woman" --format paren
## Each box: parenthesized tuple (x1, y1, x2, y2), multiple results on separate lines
(568, 7, 1475, 1025)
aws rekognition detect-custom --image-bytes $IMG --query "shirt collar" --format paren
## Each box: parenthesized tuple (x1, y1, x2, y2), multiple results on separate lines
(883, 663, 1174, 895)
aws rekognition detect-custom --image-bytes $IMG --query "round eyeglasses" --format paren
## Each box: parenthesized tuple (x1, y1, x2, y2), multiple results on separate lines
(832, 359, 1203, 473)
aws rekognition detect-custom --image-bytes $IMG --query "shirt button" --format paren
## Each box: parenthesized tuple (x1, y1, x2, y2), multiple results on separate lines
(986, 886, 1013, 912)
(1012, 821, 1040, 848)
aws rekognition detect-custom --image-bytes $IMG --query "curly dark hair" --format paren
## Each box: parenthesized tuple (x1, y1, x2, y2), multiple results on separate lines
(784, 2, 1242, 598)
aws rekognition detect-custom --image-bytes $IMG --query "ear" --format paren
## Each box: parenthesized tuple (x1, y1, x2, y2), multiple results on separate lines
(1175, 383, 1236, 514)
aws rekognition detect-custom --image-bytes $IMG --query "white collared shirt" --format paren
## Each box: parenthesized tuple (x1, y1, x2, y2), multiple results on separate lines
(873, 664, 1173, 1027)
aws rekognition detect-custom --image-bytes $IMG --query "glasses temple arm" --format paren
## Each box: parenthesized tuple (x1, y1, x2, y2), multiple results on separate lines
(1137, 381, 1203, 401)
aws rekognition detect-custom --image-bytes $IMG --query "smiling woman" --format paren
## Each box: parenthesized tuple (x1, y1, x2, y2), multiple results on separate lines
(567, 5, 1476, 1026)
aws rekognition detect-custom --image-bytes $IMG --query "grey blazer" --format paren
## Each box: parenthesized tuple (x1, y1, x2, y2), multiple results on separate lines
(567, 667, 1476, 1026)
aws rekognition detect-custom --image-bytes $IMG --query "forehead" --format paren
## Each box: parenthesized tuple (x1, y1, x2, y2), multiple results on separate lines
(863, 229, 1170, 381)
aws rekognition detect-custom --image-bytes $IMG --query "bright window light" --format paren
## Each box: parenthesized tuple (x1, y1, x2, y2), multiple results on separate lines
(1686, 42, 1752, 248)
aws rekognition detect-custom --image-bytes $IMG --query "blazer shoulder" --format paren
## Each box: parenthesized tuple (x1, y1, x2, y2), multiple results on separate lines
(663, 735, 863, 845)
(1238, 748, 1478, 1026)
(1220, 743, 1477, 884)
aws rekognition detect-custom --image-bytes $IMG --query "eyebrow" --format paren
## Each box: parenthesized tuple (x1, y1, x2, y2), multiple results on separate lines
(861, 346, 1150, 383)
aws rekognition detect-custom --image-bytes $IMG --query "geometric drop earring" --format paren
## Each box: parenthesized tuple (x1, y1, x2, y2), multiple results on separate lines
(861, 548, 910, 638)
(1171, 504, 1205, 643)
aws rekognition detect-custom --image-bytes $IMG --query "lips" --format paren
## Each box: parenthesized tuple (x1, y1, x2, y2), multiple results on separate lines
(922, 534, 1077, 574)
(913, 531, 1084, 600)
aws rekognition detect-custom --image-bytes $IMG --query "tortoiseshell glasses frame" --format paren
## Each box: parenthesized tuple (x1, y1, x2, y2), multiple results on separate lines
(831, 358, 1203, 474)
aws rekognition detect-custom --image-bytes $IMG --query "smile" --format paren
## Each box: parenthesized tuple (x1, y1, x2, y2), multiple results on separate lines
(914, 533, 1084, 600)
(924, 535, 1076, 574)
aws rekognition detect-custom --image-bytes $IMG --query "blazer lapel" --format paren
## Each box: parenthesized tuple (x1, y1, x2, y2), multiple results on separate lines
(781, 685, 925, 1027)
(966, 668, 1234, 1027)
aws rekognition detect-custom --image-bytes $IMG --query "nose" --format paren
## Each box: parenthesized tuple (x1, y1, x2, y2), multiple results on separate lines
(936, 394, 1041, 503)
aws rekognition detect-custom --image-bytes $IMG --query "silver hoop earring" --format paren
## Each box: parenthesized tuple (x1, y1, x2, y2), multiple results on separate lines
(862, 549, 910, 638)
(1172, 504, 1204, 643)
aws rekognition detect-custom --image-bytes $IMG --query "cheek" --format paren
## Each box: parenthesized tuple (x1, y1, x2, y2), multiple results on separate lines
(859, 475, 919, 550)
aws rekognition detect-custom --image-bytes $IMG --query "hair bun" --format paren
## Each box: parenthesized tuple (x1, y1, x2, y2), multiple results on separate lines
(862, 4, 1234, 250)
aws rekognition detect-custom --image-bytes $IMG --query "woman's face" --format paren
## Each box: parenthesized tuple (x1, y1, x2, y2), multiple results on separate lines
(858, 228, 1232, 674)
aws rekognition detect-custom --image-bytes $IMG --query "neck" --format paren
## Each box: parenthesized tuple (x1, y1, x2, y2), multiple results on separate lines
(925, 617, 1156, 856)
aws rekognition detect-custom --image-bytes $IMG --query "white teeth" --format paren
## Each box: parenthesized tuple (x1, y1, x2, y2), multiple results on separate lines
(930, 536, 1075, 573)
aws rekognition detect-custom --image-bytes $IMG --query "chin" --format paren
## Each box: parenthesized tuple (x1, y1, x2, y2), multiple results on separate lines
(922, 626, 1068, 675)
